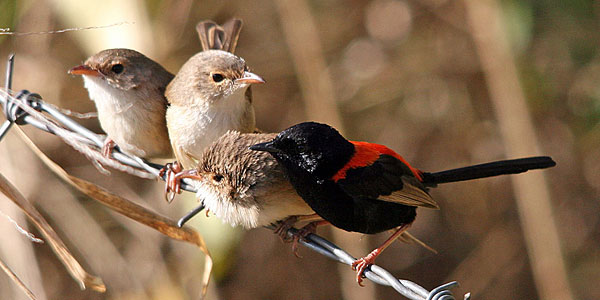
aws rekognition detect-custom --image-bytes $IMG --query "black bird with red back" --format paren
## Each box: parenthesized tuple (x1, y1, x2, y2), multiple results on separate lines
(251, 121, 556, 285)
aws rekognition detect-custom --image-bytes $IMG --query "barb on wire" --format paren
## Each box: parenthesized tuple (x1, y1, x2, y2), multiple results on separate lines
(0, 54, 470, 300)
(0, 54, 15, 141)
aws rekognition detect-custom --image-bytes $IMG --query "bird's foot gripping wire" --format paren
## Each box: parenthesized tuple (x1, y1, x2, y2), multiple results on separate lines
(352, 224, 410, 287)
(159, 161, 184, 203)
(274, 216, 299, 242)
(352, 248, 381, 287)
(275, 216, 327, 258)
(289, 221, 326, 258)
(101, 137, 116, 158)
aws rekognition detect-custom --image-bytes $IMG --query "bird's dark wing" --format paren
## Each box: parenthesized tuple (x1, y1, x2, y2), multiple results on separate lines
(335, 153, 439, 209)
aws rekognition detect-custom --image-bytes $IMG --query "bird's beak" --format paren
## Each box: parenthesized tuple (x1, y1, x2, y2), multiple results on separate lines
(250, 141, 280, 153)
(235, 71, 265, 84)
(68, 65, 103, 77)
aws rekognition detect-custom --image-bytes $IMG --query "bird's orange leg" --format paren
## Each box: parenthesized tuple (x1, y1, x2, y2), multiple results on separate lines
(352, 224, 410, 286)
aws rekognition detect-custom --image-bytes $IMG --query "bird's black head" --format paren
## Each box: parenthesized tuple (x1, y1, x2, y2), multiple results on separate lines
(250, 122, 354, 180)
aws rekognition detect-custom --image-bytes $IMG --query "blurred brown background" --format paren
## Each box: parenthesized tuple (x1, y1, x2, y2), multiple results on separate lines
(0, 0, 598, 299)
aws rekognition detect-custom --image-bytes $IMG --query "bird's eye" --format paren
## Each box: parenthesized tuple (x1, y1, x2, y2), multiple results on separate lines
(212, 73, 225, 82)
(111, 64, 124, 74)
(212, 174, 224, 183)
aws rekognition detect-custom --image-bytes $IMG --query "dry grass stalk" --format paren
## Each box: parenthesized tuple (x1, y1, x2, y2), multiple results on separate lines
(0, 170, 106, 292)
(0, 257, 37, 300)
(464, 0, 573, 299)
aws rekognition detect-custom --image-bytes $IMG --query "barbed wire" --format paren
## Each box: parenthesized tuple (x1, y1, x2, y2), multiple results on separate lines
(0, 54, 470, 300)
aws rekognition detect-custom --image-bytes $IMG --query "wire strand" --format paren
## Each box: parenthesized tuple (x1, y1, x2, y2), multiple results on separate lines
(0, 22, 132, 36)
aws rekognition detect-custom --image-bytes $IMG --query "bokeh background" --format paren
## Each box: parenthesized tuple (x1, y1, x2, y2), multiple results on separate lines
(1, 0, 599, 299)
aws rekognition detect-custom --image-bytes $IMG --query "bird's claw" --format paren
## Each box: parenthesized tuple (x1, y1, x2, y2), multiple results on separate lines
(274, 219, 319, 258)
(159, 161, 183, 203)
(351, 259, 369, 287)
(290, 223, 318, 258)
(101, 138, 116, 158)
(351, 249, 381, 287)
(274, 216, 298, 242)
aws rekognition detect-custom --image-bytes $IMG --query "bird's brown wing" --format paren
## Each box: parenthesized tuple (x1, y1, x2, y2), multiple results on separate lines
(336, 155, 439, 209)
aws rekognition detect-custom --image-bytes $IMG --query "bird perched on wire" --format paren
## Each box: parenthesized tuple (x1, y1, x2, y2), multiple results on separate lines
(251, 121, 557, 286)
(69, 49, 174, 158)
(165, 19, 264, 176)
(169, 131, 316, 231)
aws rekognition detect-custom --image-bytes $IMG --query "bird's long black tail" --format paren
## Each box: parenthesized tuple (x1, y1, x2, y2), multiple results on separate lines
(420, 156, 555, 186)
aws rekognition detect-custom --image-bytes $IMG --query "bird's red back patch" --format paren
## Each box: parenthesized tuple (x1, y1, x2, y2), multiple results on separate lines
(331, 141, 423, 182)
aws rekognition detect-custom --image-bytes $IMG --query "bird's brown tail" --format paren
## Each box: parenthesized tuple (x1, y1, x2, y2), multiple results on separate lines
(420, 156, 556, 186)
(196, 18, 243, 53)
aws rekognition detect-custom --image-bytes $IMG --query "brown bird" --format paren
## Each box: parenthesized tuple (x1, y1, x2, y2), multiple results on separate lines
(69, 48, 174, 158)
(172, 131, 315, 229)
(165, 19, 264, 171)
